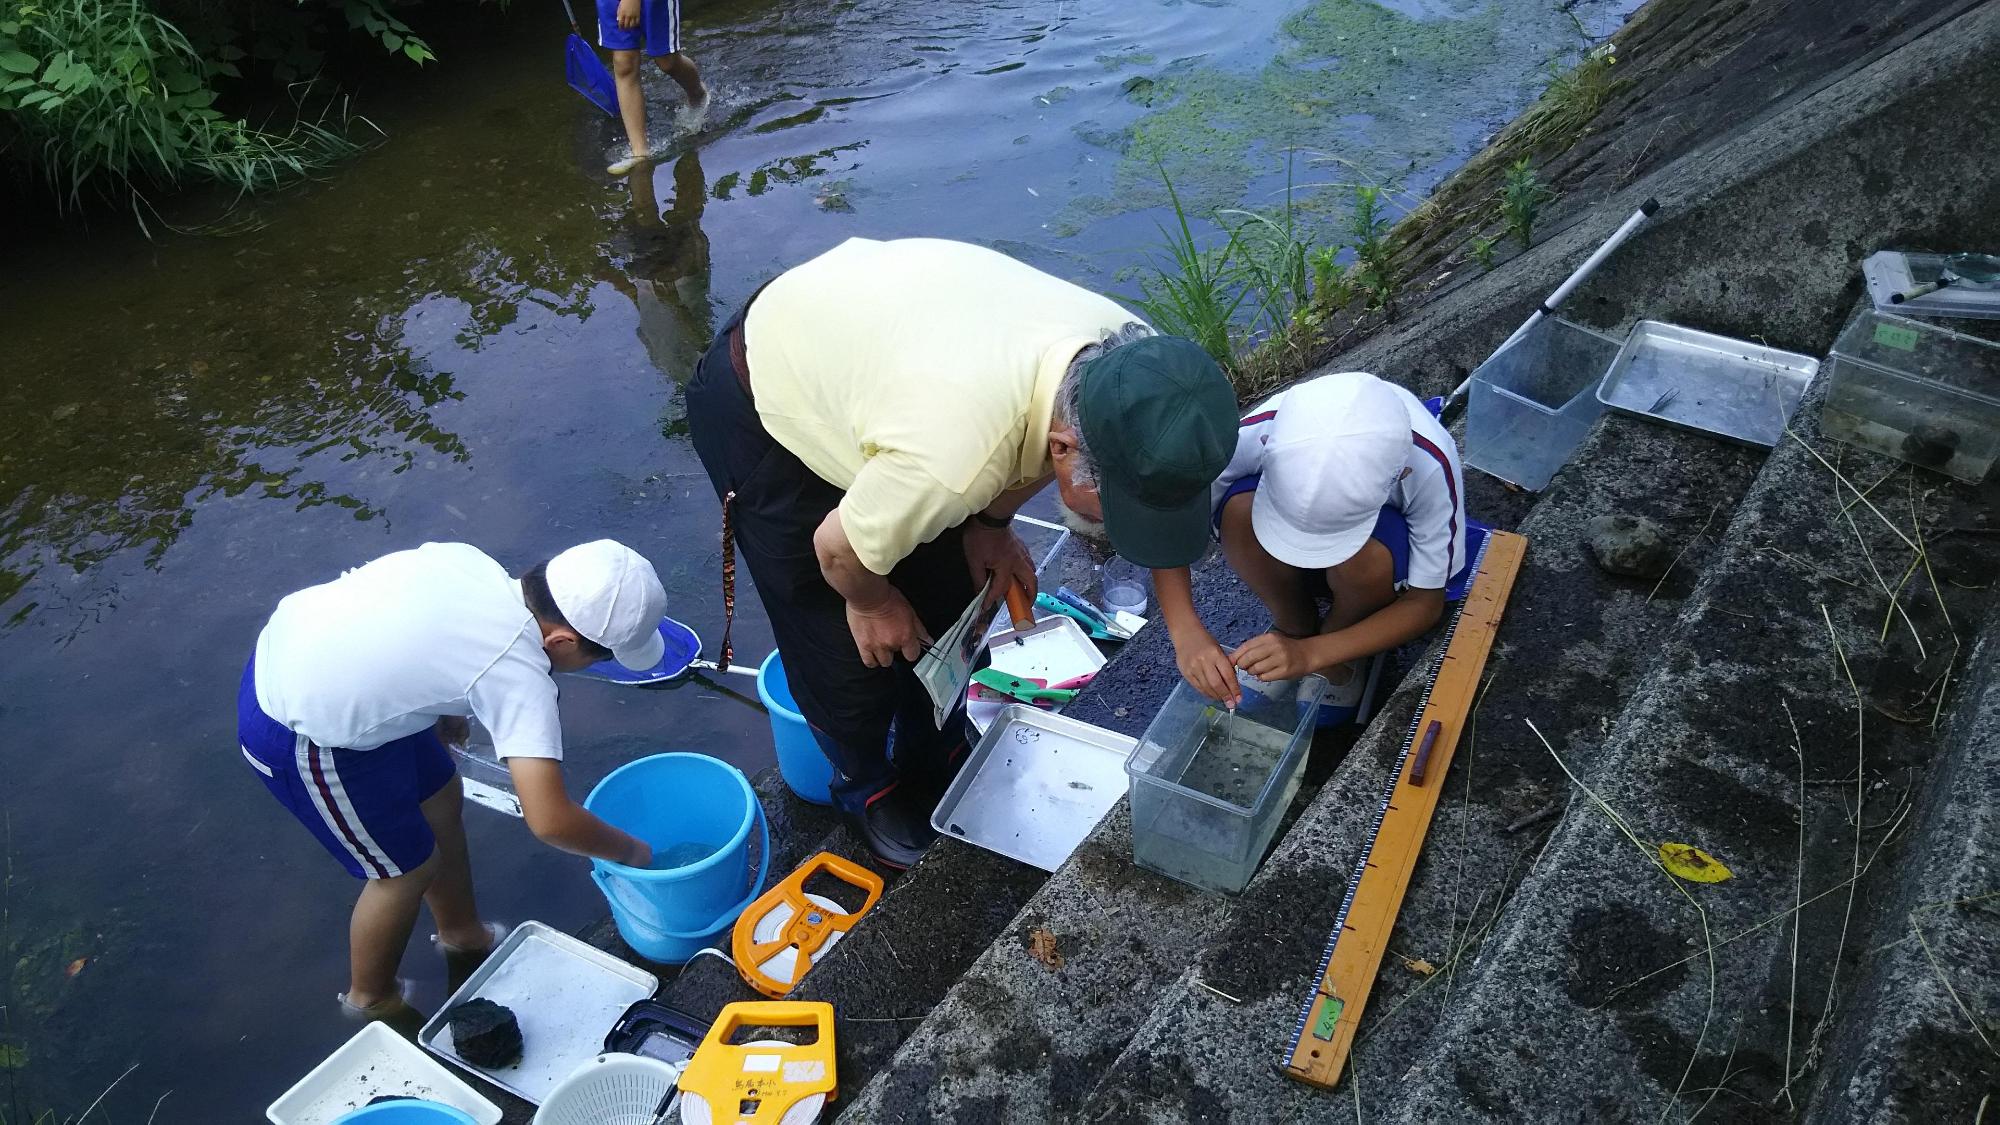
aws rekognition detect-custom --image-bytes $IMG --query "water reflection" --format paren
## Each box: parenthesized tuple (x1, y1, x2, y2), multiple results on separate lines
(618, 149, 716, 381)
(0, 137, 618, 640)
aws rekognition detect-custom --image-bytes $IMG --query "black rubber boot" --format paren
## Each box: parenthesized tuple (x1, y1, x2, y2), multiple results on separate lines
(850, 780, 939, 869)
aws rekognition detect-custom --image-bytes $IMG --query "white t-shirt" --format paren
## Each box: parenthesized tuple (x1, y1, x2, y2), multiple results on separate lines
(253, 543, 565, 760)
(1214, 379, 1468, 590)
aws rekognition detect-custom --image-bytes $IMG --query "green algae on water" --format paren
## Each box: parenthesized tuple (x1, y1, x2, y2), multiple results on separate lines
(1058, 0, 1503, 236)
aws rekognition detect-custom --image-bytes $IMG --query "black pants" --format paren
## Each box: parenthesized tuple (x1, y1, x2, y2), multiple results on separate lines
(686, 302, 975, 812)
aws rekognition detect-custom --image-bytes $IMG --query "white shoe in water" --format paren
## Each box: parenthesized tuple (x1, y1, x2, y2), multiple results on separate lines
(607, 151, 652, 176)
(338, 978, 416, 1022)
(432, 920, 508, 957)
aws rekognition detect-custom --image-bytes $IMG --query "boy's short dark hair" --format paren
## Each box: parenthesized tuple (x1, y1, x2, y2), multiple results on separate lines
(522, 562, 616, 662)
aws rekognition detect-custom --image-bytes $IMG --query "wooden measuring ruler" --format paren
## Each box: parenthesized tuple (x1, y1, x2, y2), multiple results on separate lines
(1281, 529, 1528, 1090)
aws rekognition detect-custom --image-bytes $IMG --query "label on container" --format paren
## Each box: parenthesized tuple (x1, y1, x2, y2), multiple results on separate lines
(1873, 322, 1920, 351)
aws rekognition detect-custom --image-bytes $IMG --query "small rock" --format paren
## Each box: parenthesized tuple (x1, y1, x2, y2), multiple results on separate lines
(446, 997, 522, 1068)
(1584, 514, 1673, 579)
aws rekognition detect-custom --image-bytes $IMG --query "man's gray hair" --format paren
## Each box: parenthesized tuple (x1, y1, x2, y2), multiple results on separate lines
(1055, 321, 1154, 489)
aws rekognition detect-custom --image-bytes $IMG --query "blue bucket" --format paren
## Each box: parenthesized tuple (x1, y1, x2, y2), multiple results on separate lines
(333, 1101, 477, 1125)
(757, 652, 835, 806)
(583, 753, 770, 963)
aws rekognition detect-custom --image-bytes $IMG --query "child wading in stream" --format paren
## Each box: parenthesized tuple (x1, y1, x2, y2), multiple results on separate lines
(601, 0, 707, 175)
(237, 540, 666, 1021)
(1154, 370, 1472, 719)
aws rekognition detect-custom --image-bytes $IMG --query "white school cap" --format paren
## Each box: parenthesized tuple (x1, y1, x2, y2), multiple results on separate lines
(1252, 372, 1409, 569)
(546, 539, 669, 670)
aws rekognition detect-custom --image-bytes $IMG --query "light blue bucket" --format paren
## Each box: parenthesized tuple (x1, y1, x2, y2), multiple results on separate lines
(332, 1101, 477, 1125)
(584, 753, 770, 964)
(757, 651, 835, 806)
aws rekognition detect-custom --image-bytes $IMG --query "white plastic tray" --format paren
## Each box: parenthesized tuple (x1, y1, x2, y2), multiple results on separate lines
(1597, 320, 1818, 447)
(1864, 250, 2000, 320)
(932, 705, 1133, 871)
(418, 921, 658, 1105)
(267, 1023, 501, 1125)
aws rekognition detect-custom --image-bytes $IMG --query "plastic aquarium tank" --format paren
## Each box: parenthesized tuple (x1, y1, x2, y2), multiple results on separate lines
(1464, 316, 1624, 490)
(1822, 307, 2000, 484)
(1126, 670, 1327, 894)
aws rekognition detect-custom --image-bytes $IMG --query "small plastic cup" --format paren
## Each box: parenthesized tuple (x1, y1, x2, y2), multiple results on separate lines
(1100, 557, 1150, 617)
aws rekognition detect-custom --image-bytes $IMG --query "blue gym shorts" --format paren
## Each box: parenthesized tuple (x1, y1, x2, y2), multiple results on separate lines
(1213, 473, 1474, 597)
(598, 0, 682, 56)
(237, 656, 456, 880)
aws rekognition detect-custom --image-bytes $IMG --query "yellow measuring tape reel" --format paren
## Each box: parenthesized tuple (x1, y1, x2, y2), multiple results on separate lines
(732, 852, 883, 998)
(679, 1000, 837, 1125)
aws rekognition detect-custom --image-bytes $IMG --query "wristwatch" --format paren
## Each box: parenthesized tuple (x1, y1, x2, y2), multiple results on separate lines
(972, 510, 1011, 530)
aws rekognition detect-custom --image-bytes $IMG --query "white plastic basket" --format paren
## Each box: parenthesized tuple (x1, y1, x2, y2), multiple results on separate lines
(532, 1053, 682, 1125)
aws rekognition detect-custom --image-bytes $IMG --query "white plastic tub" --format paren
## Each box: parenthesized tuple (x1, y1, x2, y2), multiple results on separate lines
(267, 1023, 501, 1125)
(1464, 317, 1622, 490)
(1822, 306, 2000, 483)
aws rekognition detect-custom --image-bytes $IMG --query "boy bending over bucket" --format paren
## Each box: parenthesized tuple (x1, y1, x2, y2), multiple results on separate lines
(238, 540, 666, 1020)
(1155, 371, 1471, 716)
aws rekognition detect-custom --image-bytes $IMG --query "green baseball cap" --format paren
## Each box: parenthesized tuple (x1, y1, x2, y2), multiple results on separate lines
(1075, 335, 1238, 568)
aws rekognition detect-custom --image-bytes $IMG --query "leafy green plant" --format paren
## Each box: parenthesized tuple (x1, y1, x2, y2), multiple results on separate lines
(0, 0, 375, 222)
(1500, 158, 1554, 248)
(341, 0, 436, 64)
(1133, 169, 1245, 372)
(1471, 235, 1497, 271)
(1308, 245, 1355, 310)
(1347, 184, 1398, 309)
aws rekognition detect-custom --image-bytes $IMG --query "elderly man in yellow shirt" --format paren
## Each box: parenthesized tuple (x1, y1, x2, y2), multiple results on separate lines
(687, 237, 1237, 867)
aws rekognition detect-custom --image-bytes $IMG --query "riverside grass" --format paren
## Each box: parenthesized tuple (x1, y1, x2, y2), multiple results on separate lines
(1131, 162, 1400, 400)
(0, 0, 423, 224)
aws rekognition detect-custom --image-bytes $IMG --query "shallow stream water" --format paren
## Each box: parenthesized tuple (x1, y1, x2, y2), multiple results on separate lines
(0, 0, 1622, 1114)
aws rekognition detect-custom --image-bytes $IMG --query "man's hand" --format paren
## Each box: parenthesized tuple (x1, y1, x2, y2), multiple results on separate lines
(1173, 630, 1241, 707)
(962, 522, 1036, 610)
(1232, 631, 1316, 683)
(433, 715, 470, 749)
(616, 0, 640, 29)
(847, 590, 932, 668)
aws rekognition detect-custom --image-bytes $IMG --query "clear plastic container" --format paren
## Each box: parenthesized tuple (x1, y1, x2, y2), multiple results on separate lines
(1125, 670, 1327, 894)
(1464, 316, 1623, 490)
(1821, 307, 2000, 484)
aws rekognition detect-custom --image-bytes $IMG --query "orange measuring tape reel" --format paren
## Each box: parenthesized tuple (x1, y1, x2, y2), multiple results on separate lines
(679, 1001, 837, 1125)
(731, 852, 883, 998)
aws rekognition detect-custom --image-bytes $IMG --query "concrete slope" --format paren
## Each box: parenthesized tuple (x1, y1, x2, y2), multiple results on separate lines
(1379, 387, 1995, 1121)
(1803, 602, 2000, 1123)
(1072, 404, 1761, 1125)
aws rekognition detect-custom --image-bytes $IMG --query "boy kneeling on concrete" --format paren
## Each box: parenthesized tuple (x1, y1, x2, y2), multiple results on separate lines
(1155, 371, 1470, 715)
(238, 540, 667, 1020)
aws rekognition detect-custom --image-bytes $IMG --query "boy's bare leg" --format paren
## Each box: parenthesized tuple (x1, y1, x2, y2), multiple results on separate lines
(1217, 492, 1318, 637)
(656, 51, 707, 107)
(418, 776, 490, 952)
(344, 850, 439, 1009)
(611, 48, 650, 172)
(1317, 541, 1396, 684)
(1321, 540, 1396, 633)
